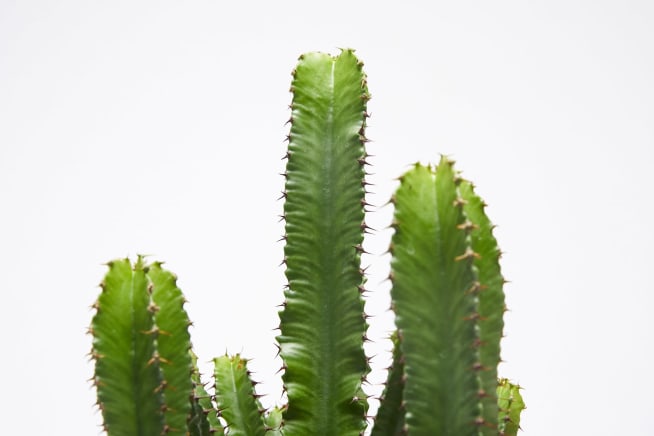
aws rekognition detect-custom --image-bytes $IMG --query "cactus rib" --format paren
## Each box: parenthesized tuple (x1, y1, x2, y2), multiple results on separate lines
(148, 262, 194, 434)
(459, 181, 507, 433)
(189, 351, 224, 435)
(370, 332, 405, 435)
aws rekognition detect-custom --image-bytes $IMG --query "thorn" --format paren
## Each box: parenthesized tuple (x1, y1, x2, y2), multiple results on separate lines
(472, 362, 488, 372)
(454, 248, 480, 262)
(465, 281, 482, 295)
(457, 220, 478, 232)
(463, 312, 485, 321)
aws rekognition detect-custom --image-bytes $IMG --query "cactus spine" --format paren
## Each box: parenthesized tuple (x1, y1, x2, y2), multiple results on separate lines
(89, 49, 524, 435)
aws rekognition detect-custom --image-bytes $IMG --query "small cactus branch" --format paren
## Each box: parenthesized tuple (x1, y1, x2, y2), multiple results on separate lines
(263, 407, 283, 435)
(213, 354, 266, 436)
(276, 49, 369, 435)
(497, 379, 525, 436)
(370, 332, 405, 436)
(389, 158, 481, 435)
(459, 181, 506, 434)
(90, 257, 165, 435)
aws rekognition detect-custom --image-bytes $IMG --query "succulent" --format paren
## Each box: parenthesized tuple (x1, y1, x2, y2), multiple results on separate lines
(89, 49, 524, 435)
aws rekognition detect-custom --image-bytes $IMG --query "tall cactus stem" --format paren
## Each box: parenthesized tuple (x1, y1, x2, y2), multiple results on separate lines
(276, 49, 370, 435)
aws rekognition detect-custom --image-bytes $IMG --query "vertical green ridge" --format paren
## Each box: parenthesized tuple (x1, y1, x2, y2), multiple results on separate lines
(497, 379, 525, 436)
(276, 49, 369, 435)
(90, 257, 165, 435)
(460, 181, 506, 433)
(188, 379, 213, 436)
(188, 357, 213, 436)
(189, 351, 223, 435)
(371, 332, 405, 436)
(389, 158, 481, 435)
(147, 263, 194, 435)
(213, 354, 266, 436)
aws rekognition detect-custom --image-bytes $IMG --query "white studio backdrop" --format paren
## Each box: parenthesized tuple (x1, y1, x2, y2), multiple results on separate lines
(1, 1, 653, 434)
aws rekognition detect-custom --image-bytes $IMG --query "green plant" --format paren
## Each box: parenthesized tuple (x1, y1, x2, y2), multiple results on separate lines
(89, 49, 525, 435)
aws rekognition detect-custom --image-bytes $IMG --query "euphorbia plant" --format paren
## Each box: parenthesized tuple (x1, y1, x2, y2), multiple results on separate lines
(89, 49, 524, 435)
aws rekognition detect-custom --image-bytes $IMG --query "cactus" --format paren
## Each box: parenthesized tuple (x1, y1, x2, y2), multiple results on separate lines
(89, 49, 524, 435)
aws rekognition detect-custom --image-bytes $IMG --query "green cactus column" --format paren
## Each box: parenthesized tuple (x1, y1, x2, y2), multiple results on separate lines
(276, 49, 370, 435)
(389, 158, 482, 435)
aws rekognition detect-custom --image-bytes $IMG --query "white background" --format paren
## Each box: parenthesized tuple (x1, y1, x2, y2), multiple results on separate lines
(2, 1, 653, 434)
